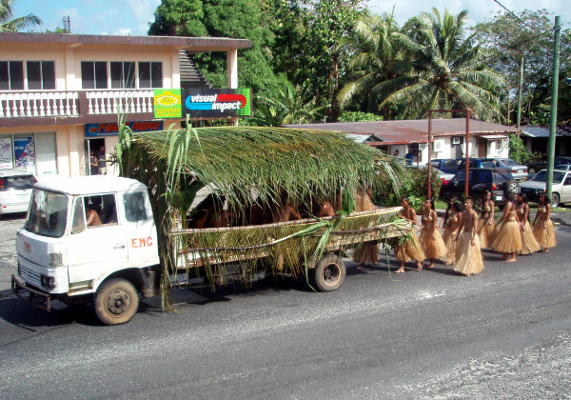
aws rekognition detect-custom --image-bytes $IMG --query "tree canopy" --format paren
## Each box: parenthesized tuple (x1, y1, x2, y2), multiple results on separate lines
(0, 0, 41, 32)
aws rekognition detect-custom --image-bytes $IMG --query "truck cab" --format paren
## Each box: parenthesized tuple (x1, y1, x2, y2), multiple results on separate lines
(12, 175, 160, 325)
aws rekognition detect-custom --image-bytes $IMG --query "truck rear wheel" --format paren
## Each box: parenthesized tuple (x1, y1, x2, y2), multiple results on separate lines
(312, 253, 346, 292)
(94, 278, 139, 325)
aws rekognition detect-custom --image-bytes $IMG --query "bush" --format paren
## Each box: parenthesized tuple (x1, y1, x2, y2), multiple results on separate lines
(508, 133, 542, 165)
(339, 111, 383, 122)
(374, 167, 442, 207)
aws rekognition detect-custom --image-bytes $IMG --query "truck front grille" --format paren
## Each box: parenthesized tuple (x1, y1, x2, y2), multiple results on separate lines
(19, 264, 42, 288)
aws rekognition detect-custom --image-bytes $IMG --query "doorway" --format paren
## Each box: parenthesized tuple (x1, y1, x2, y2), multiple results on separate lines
(85, 138, 105, 175)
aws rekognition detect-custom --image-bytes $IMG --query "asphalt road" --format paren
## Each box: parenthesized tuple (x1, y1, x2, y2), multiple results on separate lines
(0, 221, 570, 399)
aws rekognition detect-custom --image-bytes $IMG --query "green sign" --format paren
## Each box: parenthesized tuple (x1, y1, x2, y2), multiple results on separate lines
(236, 88, 252, 116)
(153, 89, 182, 118)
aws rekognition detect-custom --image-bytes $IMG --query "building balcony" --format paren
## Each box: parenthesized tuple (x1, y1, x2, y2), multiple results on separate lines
(0, 89, 156, 127)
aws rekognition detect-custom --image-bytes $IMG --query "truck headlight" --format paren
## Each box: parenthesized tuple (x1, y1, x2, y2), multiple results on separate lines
(49, 252, 63, 267)
(41, 275, 56, 289)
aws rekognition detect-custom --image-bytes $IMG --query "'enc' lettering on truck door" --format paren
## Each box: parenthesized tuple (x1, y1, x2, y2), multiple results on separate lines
(131, 237, 153, 248)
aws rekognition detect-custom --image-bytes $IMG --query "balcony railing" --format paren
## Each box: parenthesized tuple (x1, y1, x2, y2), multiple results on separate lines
(0, 89, 155, 120)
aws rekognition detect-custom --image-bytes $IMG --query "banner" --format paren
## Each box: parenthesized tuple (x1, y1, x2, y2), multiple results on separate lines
(153, 89, 182, 119)
(85, 121, 164, 137)
(14, 136, 35, 172)
(0, 137, 13, 169)
(182, 88, 252, 118)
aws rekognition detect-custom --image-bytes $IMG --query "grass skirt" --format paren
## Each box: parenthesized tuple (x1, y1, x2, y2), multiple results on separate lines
(419, 227, 447, 260)
(395, 230, 426, 263)
(353, 241, 379, 264)
(478, 220, 496, 249)
(490, 220, 522, 254)
(532, 219, 557, 249)
(520, 220, 541, 255)
(454, 232, 484, 276)
(441, 228, 458, 265)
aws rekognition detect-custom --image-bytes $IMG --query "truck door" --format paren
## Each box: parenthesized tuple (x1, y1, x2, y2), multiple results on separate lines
(562, 174, 571, 203)
(121, 191, 159, 266)
(66, 194, 128, 286)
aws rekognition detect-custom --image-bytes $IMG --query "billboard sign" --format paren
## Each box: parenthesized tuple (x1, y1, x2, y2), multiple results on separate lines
(182, 88, 252, 117)
(153, 89, 182, 119)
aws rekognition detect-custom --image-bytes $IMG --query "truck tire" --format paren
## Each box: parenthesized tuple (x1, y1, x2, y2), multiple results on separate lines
(504, 180, 519, 195)
(94, 278, 139, 325)
(312, 253, 346, 292)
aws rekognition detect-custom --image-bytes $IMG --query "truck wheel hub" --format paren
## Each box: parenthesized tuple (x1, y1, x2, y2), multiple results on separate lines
(108, 290, 130, 314)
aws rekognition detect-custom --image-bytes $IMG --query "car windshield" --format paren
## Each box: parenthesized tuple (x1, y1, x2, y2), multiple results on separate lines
(532, 171, 565, 183)
(25, 189, 69, 238)
(0, 175, 35, 190)
(493, 171, 512, 182)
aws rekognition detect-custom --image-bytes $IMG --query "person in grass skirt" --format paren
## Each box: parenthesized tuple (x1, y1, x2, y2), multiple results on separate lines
(441, 199, 464, 265)
(532, 194, 557, 253)
(418, 198, 447, 269)
(516, 193, 541, 255)
(490, 193, 522, 262)
(454, 197, 484, 276)
(395, 197, 426, 273)
(353, 187, 379, 269)
(478, 190, 496, 248)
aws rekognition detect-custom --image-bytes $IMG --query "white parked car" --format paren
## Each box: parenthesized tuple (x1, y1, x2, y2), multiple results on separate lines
(0, 169, 36, 215)
(519, 169, 571, 207)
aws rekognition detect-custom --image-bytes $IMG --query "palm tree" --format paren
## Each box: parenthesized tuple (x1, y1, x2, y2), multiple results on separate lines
(0, 0, 41, 32)
(380, 9, 505, 120)
(338, 13, 419, 118)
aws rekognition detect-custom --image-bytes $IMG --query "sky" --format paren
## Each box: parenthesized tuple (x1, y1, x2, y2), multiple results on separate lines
(11, 0, 571, 36)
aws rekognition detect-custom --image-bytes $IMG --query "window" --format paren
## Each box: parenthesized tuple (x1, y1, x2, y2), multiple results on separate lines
(84, 194, 118, 226)
(81, 61, 108, 89)
(26, 61, 55, 90)
(124, 192, 148, 222)
(71, 197, 86, 234)
(138, 62, 162, 88)
(0, 61, 24, 90)
(111, 62, 135, 88)
(25, 189, 68, 238)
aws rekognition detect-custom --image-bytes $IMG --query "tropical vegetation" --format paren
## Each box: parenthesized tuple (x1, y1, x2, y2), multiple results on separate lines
(147, 1, 569, 126)
(0, 0, 41, 32)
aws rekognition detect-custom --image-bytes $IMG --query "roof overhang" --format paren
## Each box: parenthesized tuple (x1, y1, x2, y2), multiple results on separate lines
(0, 32, 252, 52)
(480, 135, 508, 140)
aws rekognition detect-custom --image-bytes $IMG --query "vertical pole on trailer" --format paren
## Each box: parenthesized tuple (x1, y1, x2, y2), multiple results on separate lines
(547, 16, 561, 199)
(427, 111, 433, 199)
(465, 110, 471, 198)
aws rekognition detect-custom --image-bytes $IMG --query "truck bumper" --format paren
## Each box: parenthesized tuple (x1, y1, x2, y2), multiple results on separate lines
(11, 274, 53, 312)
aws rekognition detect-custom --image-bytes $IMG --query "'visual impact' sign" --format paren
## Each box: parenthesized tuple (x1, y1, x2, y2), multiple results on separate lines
(182, 88, 252, 117)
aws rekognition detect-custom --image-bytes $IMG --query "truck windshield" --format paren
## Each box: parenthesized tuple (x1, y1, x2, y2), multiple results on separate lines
(532, 171, 564, 183)
(25, 189, 69, 238)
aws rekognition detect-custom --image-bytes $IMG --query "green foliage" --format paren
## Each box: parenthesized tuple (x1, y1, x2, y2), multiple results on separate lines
(375, 166, 442, 206)
(149, 0, 286, 99)
(339, 111, 383, 122)
(508, 133, 540, 165)
(0, 0, 41, 32)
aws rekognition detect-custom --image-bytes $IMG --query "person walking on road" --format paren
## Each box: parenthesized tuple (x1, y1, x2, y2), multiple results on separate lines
(517, 193, 541, 255)
(419, 198, 447, 269)
(441, 199, 463, 265)
(532, 194, 557, 253)
(478, 190, 495, 248)
(490, 193, 522, 262)
(454, 197, 484, 276)
(394, 197, 425, 273)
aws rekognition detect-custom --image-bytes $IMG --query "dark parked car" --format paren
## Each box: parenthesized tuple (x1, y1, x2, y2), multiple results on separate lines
(458, 158, 528, 181)
(528, 156, 571, 175)
(440, 168, 519, 204)
(429, 158, 461, 174)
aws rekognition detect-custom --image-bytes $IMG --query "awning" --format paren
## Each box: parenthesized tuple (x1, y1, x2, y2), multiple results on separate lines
(481, 135, 508, 140)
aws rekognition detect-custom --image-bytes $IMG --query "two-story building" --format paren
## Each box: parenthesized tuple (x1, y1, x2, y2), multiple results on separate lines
(0, 32, 251, 177)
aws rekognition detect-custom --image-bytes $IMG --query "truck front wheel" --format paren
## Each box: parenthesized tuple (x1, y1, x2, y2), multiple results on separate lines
(94, 278, 139, 325)
(312, 253, 346, 292)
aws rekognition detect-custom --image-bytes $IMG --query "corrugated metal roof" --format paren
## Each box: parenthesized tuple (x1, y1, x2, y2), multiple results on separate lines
(520, 126, 571, 138)
(286, 118, 519, 146)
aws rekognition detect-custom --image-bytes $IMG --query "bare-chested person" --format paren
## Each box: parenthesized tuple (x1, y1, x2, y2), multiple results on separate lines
(394, 197, 425, 273)
(454, 197, 484, 276)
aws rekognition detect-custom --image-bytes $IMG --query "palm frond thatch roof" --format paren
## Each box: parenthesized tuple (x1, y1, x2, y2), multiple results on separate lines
(122, 126, 403, 209)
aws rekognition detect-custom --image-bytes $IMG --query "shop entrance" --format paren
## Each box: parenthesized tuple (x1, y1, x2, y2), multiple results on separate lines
(85, 138, 106, 175)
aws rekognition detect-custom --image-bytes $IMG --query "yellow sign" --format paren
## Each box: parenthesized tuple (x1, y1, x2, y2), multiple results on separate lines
(153, 89, 182, 118)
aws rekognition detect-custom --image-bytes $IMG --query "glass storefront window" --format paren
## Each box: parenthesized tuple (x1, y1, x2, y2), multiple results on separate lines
(0, 132, 57, 176)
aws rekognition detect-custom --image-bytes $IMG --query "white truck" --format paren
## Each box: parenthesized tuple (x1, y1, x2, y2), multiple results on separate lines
(12, 175, 405, 325)
(12, 175, 160, 325)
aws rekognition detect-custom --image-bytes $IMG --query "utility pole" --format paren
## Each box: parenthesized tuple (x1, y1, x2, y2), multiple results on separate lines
(546, 16, 561, 199)
(516, 55, 524, 129)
